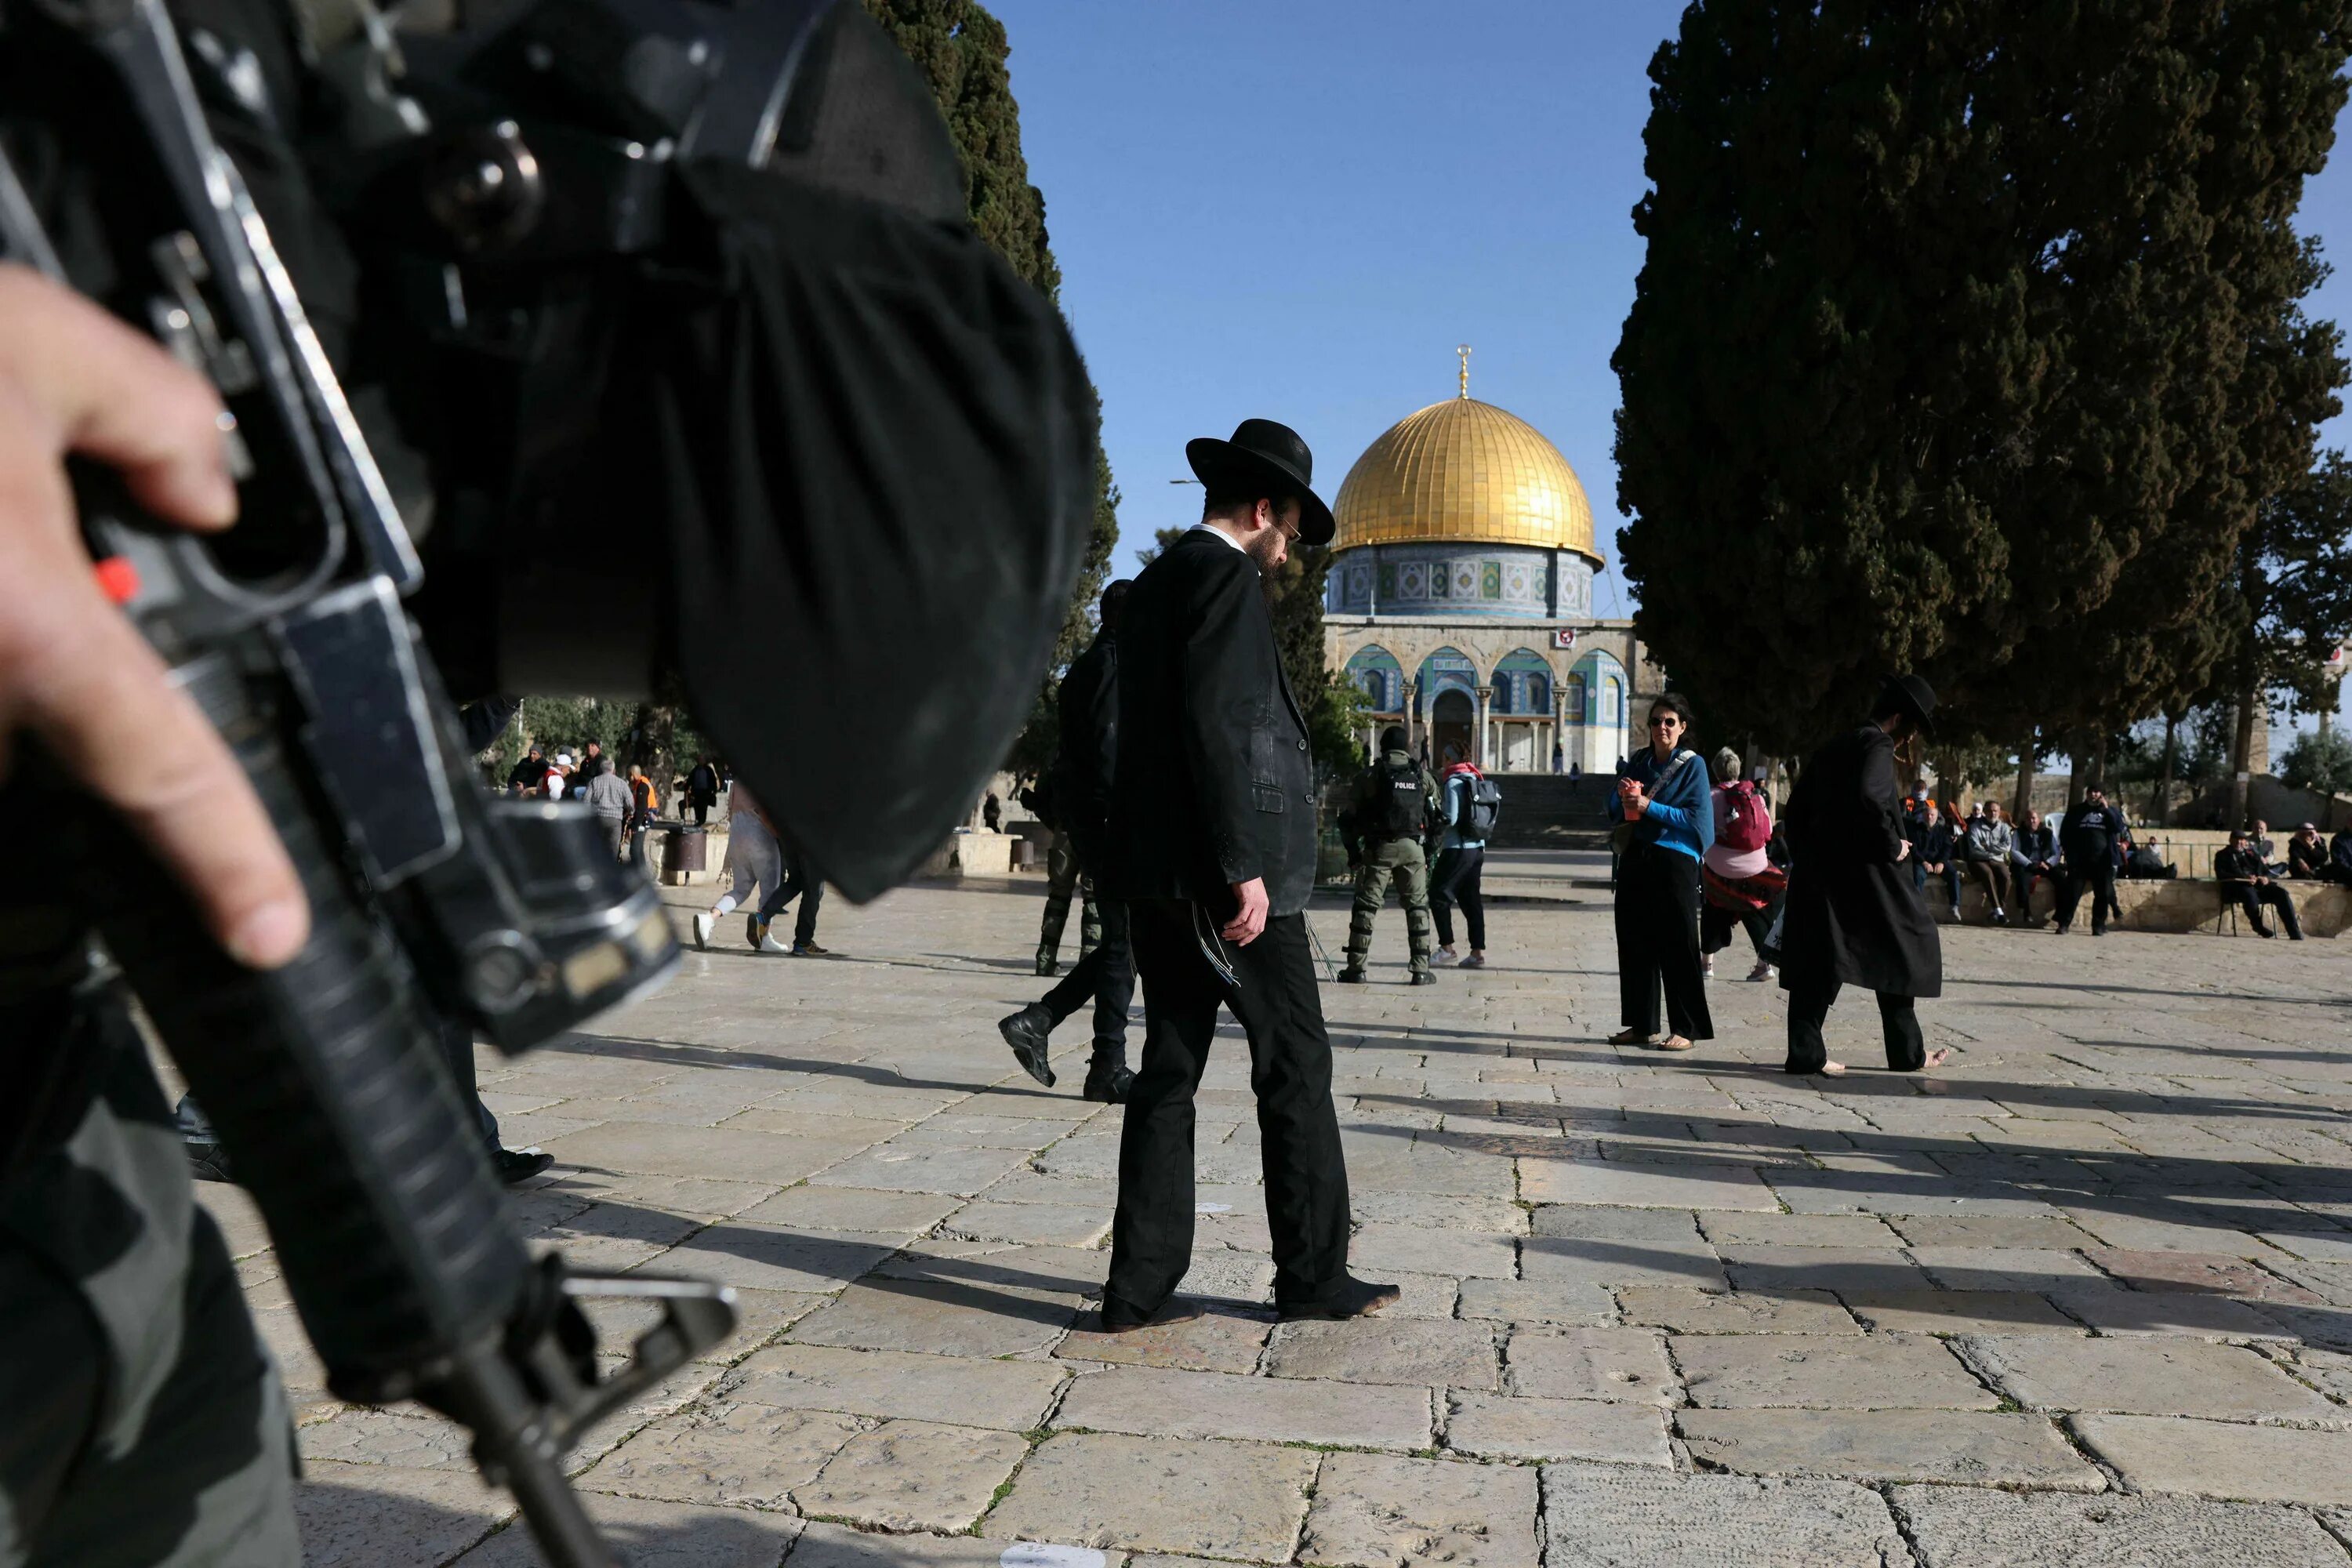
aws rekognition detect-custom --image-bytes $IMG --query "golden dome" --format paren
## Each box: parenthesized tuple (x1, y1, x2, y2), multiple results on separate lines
(1331, 391, 1599, 564)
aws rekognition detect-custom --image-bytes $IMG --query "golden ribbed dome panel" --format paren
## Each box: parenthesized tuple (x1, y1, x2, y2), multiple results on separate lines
(1331, 396, 1598, 562)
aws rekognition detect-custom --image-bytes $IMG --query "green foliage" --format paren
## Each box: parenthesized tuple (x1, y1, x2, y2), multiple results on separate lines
(1614, 1, 2352, 756)
(479, 698, 711, 788)
(2233, 449, 2352, 720)
(862, 0, 1121, 767)
(2281, 725, 2352, 797)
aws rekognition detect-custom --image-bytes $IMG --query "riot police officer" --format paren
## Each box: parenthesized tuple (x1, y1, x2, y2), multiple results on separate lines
(1338, 724, 1440, 985)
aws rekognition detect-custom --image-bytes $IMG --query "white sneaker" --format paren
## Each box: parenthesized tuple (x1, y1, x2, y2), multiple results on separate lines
(1702, 954, 1715, 976)
(1747, 963, 1776, 982)
(1437, 946, 1457, 962)
(692, 913, 713, 951)
(758, 929, 792, 954)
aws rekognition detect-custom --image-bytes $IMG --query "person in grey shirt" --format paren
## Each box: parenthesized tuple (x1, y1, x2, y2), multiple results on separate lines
(585, 757, 633, 859)
(1962, 800, 2016, 924)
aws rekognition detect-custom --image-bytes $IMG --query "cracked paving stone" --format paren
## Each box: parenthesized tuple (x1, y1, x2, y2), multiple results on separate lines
(1265, 1316, 1500, 1389)
(720, 1345, 1065, 1430)
(1537, 1465, 1905, 1568)
(1616, 1287, 1858, 1335)
(297, 1463, 513, 1568)
(792, 1419, 1030, 1533)
(1455, 1279, 1617, 1326)
(1961, 1334, 2345, 1420)
(1442, 1391, 1671, 1467)
(1504, 1327, 1676, 1405)
(575, 1403, 862, 1510)
(2072, 1415, 2352, 1504)
(1677, 1408, 2103, 1489)
(1057, 1301, 1275, 1373)
(1052, 1363, 1434, 1450)
(984, 1432, 1315, 1561)
(1674, 1333, 1998, 1410)
(1891, 1485, 2352, 1566)
(789, 1278, 1083, 1359)
(1839, 1290, 2085, 1336)
(447, 1491, 804, 1566)
(1301, 1450, 1540, 1568)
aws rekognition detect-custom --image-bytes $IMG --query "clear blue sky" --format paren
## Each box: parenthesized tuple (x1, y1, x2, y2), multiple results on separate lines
(995, 1, 2352, 719)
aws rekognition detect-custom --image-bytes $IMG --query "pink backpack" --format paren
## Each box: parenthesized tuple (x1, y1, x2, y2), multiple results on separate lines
(1721, 781, 1771, 853)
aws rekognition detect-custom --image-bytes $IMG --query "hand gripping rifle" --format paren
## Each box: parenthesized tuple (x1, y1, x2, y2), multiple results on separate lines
(1, 3, 732, 1562)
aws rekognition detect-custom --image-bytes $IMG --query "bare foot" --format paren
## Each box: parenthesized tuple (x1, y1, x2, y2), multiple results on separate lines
(1653, 1035, 1695, 1052)
(1921, 1047, 1953, 1070)
(1819, 1060, 1847, 1076)
(1609, 1028, 1656, 1045)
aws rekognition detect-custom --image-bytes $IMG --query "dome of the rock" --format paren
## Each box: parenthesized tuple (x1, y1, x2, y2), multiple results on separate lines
(1331, 394, 1599, 564)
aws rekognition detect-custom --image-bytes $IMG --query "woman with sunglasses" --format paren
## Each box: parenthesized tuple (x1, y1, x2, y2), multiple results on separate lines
(1607, 695, 1715, 1051)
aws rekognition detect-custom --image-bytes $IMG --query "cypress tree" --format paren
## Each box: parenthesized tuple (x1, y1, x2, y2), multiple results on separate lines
(862, 0, 1122, 773)
(1613, 1, 2351, 757)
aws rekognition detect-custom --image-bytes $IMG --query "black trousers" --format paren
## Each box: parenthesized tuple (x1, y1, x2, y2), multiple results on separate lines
(1040, 895, 1134, 1058)
(437, 1015, 501, 1150)
(689, 801, 710, 826)
(755, 851, 825, 946)
(2230, 882, 2303, 937)
(1106, 902, 1351, 1316)
(1785, 976, 1926, 1073)
(2055, 856, 2118, 932)
(1431, 845, 1486, 950)
(1700, 896, 1777, 959)
(1614, 844, 1713, 1040)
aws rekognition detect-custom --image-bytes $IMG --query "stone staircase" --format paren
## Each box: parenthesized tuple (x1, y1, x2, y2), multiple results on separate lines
(1483, 773, 1617, 849)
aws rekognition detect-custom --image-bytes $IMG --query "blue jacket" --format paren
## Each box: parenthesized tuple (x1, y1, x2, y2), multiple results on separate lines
(1611, 748, 1715, 860)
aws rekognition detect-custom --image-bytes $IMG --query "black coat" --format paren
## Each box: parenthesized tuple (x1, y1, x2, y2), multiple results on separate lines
(2059, 800, 2123, 863)
(1780, 723, 1942, 998)
(687, 762, 720, 806)
(1054, 626, 1119, 868)
(1106, 529, 1316, 916)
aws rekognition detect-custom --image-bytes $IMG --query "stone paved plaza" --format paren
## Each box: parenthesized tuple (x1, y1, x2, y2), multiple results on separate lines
(219, 860, 2352, 1565)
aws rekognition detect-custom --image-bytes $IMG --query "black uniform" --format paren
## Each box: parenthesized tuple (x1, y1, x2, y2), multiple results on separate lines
(1779, 723, 1942, 1073)
(2056, 798, 2125, 934)
(1102, 528, 1348, 1317)
(2217, 845, 2303, 938)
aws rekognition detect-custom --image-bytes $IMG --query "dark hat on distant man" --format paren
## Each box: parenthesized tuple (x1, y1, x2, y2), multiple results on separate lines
(1186, 419, 1336, 546)
(1875, 673, 1938, 738)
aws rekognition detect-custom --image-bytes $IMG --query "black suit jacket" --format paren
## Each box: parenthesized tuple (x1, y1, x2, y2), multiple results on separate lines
(1053, 626, 1119, 868)
(1780, 722, 1941, 997)
(1107, 529, 1316, 915)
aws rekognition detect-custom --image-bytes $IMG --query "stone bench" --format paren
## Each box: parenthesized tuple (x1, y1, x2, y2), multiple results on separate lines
(1936, 871, 2351, 936)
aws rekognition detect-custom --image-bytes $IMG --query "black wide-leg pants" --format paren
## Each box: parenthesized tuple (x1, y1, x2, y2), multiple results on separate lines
(1613, 843, 1714, 1040)
(1105, 901, 1351, 1317)
(1784, 976, 1926, 1073)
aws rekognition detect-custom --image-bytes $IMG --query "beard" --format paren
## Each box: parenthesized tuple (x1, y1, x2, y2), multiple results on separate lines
(1243, 527, 1288, 575)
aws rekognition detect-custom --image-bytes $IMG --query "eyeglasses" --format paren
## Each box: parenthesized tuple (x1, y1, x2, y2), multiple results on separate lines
(1648, 716, 1681, 728)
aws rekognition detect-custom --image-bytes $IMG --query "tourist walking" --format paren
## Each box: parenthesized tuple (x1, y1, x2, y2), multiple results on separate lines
(1962, 800, 2016, 924)
(751, 845, 829, 955)
(684, 754, 720, 826)
(2054, 784, 2124, 935)
(1101, 418, 1395, 1331)
(1607, 694, 1715, 1051)
(1433, 757, 1500, 968)
(695, 779, 783, 949)
(584, 756, 632, 859)
(1338, 724, 1440, 984)
(1779, 675, 1952, 1076)
(999, 582, 1137, 1103)
(1700, 746, 1783, 982)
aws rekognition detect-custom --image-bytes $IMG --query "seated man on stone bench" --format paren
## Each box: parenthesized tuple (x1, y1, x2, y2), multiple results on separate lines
(2217, 829, 2304, 941)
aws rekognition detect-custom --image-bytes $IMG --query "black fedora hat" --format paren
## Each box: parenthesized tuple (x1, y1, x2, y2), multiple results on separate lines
(1185, 419, 1336, 546)
(1875, 673, 1939, 738)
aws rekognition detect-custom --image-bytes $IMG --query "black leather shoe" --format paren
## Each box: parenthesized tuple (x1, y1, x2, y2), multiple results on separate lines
(998, 1004, 1056, 1087)
(495, 1147, 554, 1185)
(1277, 1276, 1401, 1321)
(1098, 1295, 1202, 1334)
(1082, 1062, 1135, 1104)
(186, 1139, 236, 1185)
(1336, 967, 1365, 984)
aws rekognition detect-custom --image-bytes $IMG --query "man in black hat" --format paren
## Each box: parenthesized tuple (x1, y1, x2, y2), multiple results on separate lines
(1100, 419, 1397, 1330)
(1777, 675, 1954, 1076)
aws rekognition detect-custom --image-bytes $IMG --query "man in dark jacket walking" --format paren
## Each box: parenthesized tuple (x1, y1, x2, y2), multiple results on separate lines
(2054, 785, 2125, 935)
(1778, 676, 1953, 1076)
(684, 756, 720, 826)
(1102, 419, 1396, 1331)
(999, 582, 1136, 1102)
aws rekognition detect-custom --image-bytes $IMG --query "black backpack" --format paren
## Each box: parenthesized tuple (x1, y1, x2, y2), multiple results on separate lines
(1455, 773, 1502, 838)
(1372, 758, 1425, 838)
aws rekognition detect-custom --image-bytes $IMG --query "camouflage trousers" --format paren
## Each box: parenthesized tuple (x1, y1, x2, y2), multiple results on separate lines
(2, 974, 299, 1567)
(1346, 837, 1434, 977)
(1037, 833, 1101, 967)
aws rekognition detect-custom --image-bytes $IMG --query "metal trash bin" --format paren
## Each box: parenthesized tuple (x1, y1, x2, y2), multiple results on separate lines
(659, 824, 708, 885)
